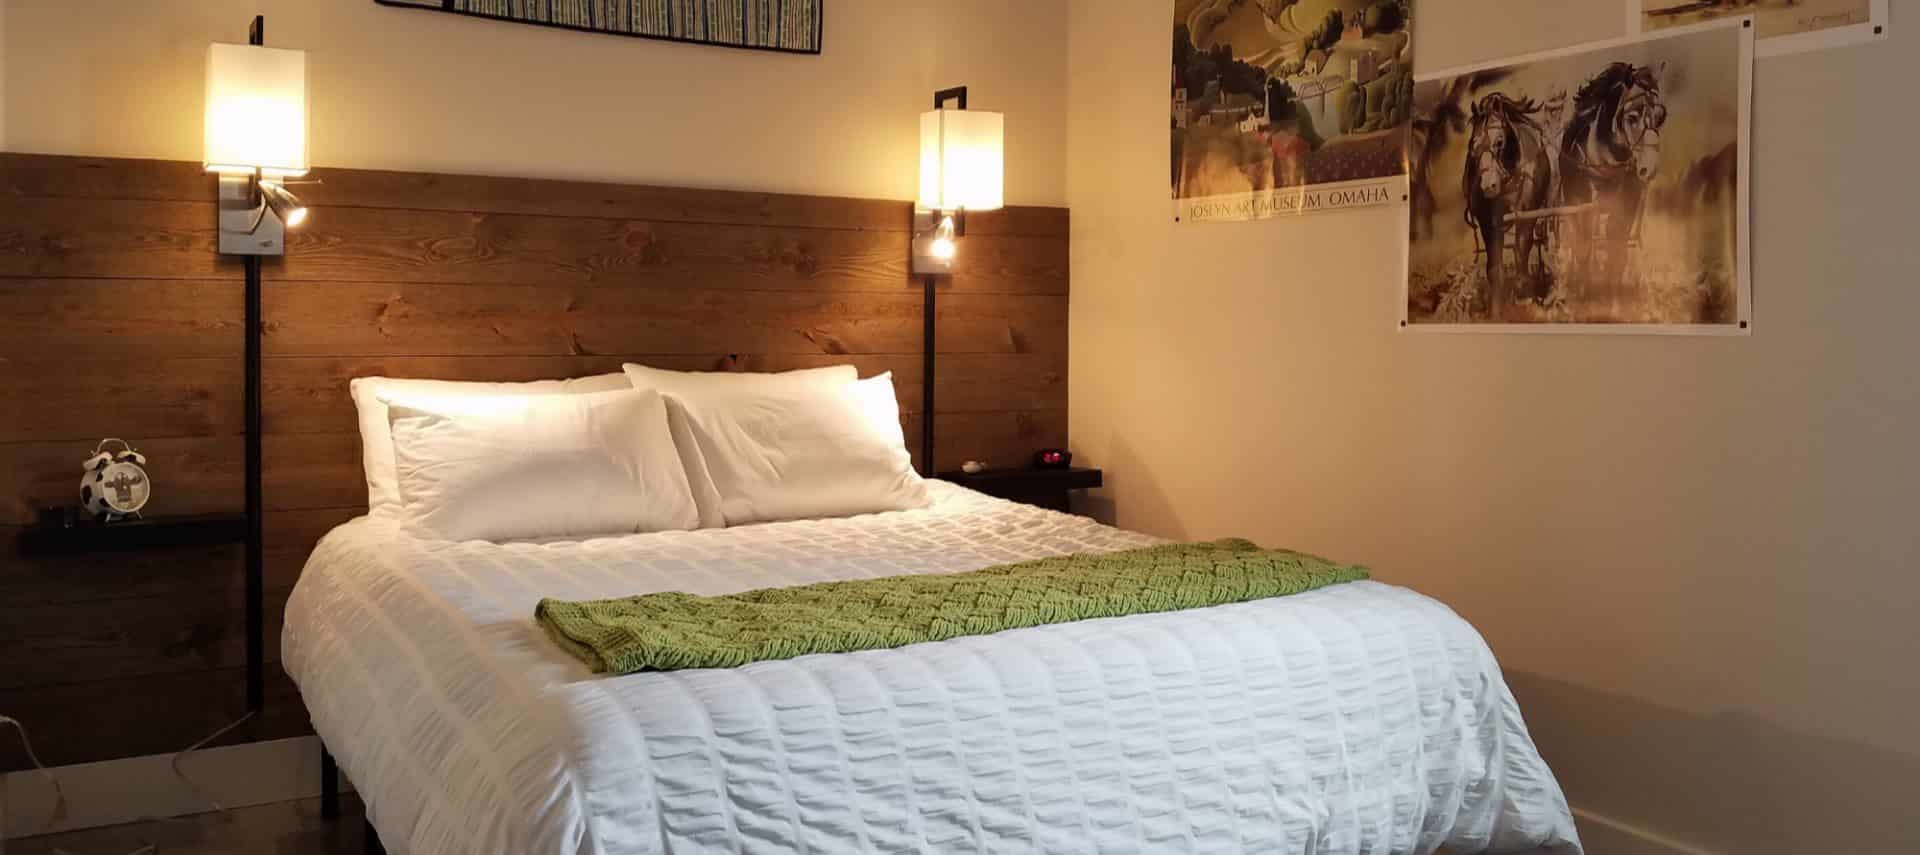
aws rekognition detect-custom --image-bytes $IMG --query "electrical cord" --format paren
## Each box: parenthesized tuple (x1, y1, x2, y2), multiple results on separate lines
(1, 714, 69, 832)
(2, 710, 257, 854)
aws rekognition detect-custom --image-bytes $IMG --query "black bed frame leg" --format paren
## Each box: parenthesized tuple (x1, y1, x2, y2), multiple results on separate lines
(365, 815, 387, 854)
(320, 741, 340, 821)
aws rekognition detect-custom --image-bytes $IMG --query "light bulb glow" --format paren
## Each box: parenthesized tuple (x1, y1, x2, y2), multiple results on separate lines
(259, 181, 310, 229)
(918, 109, 1004, 213)
(930, 236, 956, 260)
(205, 43, 309, 177)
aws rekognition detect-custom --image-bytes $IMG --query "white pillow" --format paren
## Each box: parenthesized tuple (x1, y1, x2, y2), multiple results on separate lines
(622, 362, 859, 527)
(620, 362, 856, 396)
(385, 388, 698, 542)
(663, 372, 928, 527)
(350, 373, 630, 515)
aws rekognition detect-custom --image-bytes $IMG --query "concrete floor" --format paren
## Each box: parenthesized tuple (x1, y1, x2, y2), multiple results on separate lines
(9, 794, 367, 855)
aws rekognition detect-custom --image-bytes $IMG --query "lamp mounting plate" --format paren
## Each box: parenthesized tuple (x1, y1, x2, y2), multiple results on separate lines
(218, 174, 286, 256)
(911, 208, 959, 277)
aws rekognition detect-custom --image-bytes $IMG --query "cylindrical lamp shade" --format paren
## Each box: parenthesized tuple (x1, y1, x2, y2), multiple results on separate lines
(205, 43, 309, 177)
(918, 109, 1004, 213)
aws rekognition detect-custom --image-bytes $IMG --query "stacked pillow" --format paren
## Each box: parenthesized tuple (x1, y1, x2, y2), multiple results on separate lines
(351, 364, 929, 542)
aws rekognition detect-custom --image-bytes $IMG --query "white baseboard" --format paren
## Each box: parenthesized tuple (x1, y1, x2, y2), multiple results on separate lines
(1573, 806, 1722, 855)
(2, 736, 350, 839)
(2, 749, 1711, 852)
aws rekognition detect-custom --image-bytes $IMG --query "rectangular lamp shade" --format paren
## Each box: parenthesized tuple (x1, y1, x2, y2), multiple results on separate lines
(918, 109, 1004, 212)
(205, 42, 309, 177)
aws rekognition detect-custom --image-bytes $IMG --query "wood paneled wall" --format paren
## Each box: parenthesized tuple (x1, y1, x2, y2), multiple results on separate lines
(0, 153, 1069, 769)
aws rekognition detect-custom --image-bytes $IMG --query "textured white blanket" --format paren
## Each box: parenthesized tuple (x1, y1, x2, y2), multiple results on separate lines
(282, 482, 1580, 854)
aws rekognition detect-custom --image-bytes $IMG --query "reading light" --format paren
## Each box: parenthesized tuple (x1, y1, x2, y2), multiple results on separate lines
(260, 180, 309, 228)
(928, 215, 957, 261)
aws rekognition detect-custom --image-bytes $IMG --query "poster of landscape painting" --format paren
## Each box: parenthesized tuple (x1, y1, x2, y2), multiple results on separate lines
(1404, 19, 1752, 333)
(1636, 0, 1886, 57)
(1172, 1, 1413, 223)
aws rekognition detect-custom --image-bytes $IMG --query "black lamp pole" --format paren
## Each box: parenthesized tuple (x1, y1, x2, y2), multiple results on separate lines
(923, 86, 969, 477)
(243, 14, 266, 716)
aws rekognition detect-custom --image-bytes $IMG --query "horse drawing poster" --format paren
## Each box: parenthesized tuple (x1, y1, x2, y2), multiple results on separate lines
(1635, 0, 1885, 58)
(1172, 1, 1413, 223)
(1403, 18, 1752, 334)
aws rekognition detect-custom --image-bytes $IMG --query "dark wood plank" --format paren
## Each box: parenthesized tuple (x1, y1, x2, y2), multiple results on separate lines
(0, 347, 1065, 461)
(264, 282, 1062, 357)
(1, 509, 354, 606)
(266, 281, 921, 356)
(280, 206, 1061, 295)
(0, 279, 242, 359)
(0, 665, 310, 771)
(0, 153, 1069, 238)
(0, 356, 241, 443)
(0, 154, 215, 204)
(0, 199, 1059, 294)
(0, 197, 232, 279)
(0, 587, 290, 691)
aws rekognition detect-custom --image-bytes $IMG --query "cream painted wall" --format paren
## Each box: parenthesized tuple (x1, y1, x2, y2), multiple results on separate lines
(0, 0, 8, 150)
(1069, 2, 1917, 853)
(0, 0, 1066, 204)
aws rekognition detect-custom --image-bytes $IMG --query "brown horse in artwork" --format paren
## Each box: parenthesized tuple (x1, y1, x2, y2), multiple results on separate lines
(1462, 92, 1555, 315)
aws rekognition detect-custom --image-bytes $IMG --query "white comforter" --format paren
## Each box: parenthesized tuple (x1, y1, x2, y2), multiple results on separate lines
(282, 482, 1581, 854)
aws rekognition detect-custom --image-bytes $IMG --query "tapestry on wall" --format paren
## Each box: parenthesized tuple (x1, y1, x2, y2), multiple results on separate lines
(1171, 1, 1414, 223)
(1634, 0, 1885, 57)
(376, 0, 824, 54)
(1403, 17, 1752, 334)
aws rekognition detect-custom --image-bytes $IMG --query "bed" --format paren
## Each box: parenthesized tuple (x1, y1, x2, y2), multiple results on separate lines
(282, 481, 1582, 854)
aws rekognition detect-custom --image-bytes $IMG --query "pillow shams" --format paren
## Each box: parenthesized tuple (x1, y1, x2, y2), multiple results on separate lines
(622, 362, 859, 527)
(351, 373, 630, 515)
(385, 388, 698, 542)
(665, 372, 928, 526)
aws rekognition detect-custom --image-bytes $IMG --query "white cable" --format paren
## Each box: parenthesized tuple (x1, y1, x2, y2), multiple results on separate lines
(162, 711, 256, 816)
(1, 714, 70, 834)
(3, 710, 257, 855)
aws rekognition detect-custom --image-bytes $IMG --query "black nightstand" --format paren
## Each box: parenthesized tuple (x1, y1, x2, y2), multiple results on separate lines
(937, 467, 1103, 513)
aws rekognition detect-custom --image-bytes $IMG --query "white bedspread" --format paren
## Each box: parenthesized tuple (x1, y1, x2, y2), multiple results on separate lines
(282, 482, 1581, 854)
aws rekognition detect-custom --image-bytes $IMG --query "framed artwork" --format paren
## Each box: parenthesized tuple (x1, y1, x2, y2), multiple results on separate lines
(376, 0, 824, 55)
(1403, 17, 1753, 334)
(1171, 1, 1414, 223)
(1633, 0, 1886, 57)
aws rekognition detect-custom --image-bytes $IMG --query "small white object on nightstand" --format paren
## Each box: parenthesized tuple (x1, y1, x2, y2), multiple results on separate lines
(961, 460, 986, 474)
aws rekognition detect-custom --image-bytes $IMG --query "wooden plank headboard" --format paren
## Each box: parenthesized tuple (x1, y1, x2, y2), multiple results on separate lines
(0, 153, 1068, 767)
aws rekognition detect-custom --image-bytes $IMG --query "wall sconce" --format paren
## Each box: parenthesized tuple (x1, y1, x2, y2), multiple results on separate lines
(913, 87, 1003, 276)
(202, 14, 315, 722)
(911, 86, 1003, 476)
(206, 17, 310, 256)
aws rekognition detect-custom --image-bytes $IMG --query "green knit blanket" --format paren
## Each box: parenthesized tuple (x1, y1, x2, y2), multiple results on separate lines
(535, 539, 1369, 674)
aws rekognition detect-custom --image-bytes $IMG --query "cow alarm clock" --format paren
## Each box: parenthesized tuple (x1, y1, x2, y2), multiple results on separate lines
(80, 438, 151, 521)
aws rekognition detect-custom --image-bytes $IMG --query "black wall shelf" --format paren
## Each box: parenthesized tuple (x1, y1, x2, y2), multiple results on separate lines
(18, 513, 248, 557)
